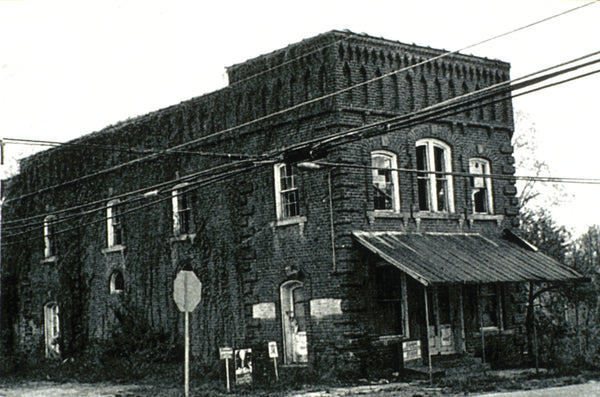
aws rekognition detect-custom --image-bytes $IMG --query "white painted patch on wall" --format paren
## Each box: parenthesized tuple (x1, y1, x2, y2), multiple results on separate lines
(252, 302, 276, 319)
(310, 298, 342, 318)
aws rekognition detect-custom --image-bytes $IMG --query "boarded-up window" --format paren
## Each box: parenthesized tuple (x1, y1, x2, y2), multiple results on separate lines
(371, 151, 400, 211)
(469, 158, 494, 214)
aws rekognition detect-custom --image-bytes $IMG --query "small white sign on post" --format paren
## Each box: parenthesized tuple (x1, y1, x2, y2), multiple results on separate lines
(220, 347, 233, 392)
(268, 341, 279, 381)
(173, 270, 202, 397)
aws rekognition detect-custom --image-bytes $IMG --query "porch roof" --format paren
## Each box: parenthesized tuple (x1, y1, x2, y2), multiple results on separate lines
(352, 230, 584, 286)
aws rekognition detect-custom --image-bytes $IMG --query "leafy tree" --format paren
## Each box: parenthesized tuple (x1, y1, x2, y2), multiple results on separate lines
(513, 110, 571, 211)
(563, 225, 600, 366)
(518, 207, 571, 366)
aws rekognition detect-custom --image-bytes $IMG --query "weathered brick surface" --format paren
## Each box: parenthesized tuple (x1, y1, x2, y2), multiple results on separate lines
(1, 30, 521, 374)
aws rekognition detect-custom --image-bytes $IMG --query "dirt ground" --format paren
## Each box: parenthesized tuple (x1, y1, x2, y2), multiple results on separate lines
(1, 379, 600, 397)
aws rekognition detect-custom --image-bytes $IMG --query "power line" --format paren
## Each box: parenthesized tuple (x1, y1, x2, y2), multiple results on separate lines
(3, 52, 599, 235)
(0, 137, 257, 160)
(1, 159, 256, 229)
(272, 51, 600, 158)
(1, 162, 264, 244)
(313, 160, 600, 185)
(4, 3, 593, 204)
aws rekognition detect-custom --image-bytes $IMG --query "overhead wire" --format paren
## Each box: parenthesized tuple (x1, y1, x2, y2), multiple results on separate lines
(2, 51, 600, 237)
(1, 162, 265, 245)
(313, 161, 600, 185)
(2, 51, 599, 240)
(1, 4, 598, 242)
(0, 137, 256, 160)
(3, 1, 595, 205)
(3, 61, 600, 243)
(0, 34, 356, 161)
(3, 54, 597, 233)
(1, 159, 257, 230)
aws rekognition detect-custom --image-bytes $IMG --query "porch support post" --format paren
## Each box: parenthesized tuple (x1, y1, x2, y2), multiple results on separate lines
(478, 285, 486, 364)
(459, 285, 466, 352)
(424, 287, 433, 382)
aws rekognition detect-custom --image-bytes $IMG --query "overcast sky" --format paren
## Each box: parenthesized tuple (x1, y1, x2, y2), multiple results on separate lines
(1, 0, 599, 236)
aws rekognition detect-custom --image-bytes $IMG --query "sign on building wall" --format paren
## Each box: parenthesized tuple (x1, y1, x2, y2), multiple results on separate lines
(252, 302, 276, 319)
(309, 298, 342, 318)
(235, 348, 253, 385)
(402, 340, 421, 362)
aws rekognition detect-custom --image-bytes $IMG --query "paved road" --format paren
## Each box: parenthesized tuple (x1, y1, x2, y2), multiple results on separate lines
(1, 380, 599, 396)
(473, 381, 600, 397)
(0, 381, 141, 397)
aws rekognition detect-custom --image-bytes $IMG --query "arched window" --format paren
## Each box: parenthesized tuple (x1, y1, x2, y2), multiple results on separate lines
(106, 199, 123, 248)
(371, 151, 400, 212)
(469, 158, 494, 214)
(172, 183, 192, 236)
(110, 270, 125, 294)
(44, 302, 60, 357)
(280, 280, 308, 364)
(416, 139, 455, 212)
(43, 215, 57, 259)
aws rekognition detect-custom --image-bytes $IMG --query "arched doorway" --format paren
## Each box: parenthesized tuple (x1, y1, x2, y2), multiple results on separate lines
(280, 280, 308, 364)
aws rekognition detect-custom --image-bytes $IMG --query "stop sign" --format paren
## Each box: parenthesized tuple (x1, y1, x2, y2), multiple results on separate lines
(173, 270, 202, 312)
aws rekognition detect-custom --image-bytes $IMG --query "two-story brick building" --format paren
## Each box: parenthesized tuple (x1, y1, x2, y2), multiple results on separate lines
(1, 30, 583, 377)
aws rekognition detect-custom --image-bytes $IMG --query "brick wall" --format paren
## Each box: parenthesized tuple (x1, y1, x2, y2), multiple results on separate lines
(2, 30, 519, 374)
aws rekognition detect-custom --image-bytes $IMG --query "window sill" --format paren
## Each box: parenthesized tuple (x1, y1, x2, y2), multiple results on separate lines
(467, 214, 504, 226)
(375, 334, 406, 344)
(280, 363, 309, 368)
(475, 326, 502, 335)
(367, 211, 410, 225)
(101, 244, 126, 254)
(41, 256, 58, 264)
(170, 233, 197, 243)
(270, 216, 307, 228)
(414, 212, 461, 220)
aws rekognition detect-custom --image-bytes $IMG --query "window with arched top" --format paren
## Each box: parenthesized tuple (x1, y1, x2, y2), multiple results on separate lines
(280, 280, 308, 364)
(416, 139, 455, 213)
(44, 302, 60, 357)
(110, 270, 125, 294)
(371, 151, 400, 212)
(43, 215, 57, 259)
(469, 158, 494, 214)
(106, 199, 124, 248)
(172, 184, 193, 237)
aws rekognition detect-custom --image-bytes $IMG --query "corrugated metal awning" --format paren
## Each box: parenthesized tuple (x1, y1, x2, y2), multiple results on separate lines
(352, 230, 584, 286)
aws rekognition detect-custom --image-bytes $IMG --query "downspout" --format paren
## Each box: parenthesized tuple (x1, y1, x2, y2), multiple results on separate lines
(328, 168, 337, 272)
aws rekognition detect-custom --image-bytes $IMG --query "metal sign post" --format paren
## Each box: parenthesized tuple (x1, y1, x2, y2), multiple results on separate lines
(173, 270, 202, 397)
(219, 347, 234, 392)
